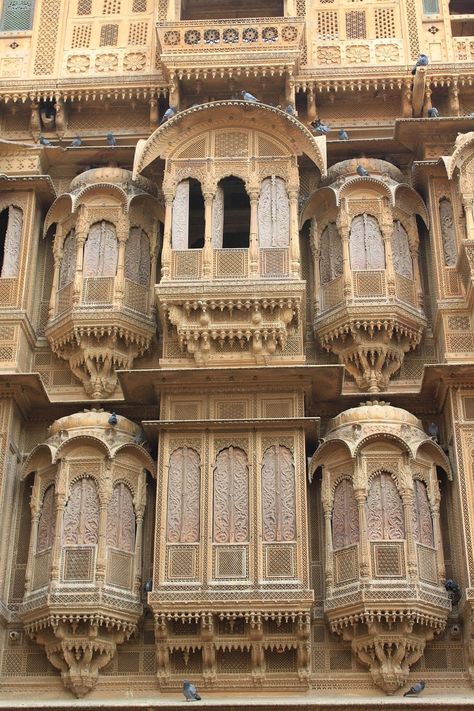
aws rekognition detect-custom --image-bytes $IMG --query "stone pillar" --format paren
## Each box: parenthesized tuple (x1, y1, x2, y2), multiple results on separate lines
(310, 219, 320, 315)
(161, 194, 173, 279)
(463, 197, 474, 239)
(24, 504, 40, 594)
(337, 211, 353, 300)
(354, 487, 370, 579)
(402, 488, 417, 580)
(448, 80, 461, 117)
(432, 482, 446, 583)
(133, 507, 145, 595)
(248, 189, 260, 277)
(307, 89, 317, 123)
(73, 210, 87, 304)
(50, 489, 66, 588)
(422, 85, 433, 117)
(412, 245, 424, 309)
(48, 233, 62, 318)
(202, 189, 215, 278)
(381, 220, 396, 297)
(322, 495, 334, 590)
(114, 228, 128, 307)
(288, 189, 301, 278)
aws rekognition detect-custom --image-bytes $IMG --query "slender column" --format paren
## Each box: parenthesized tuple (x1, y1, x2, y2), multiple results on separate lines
(202, 190, 215, 278)
(323, 503, 334, 591)
(49, 234, 62, 318)
(337, 212, 353, 300)
(96, 502, 109, 584)
(401, 79, 412, 118)
(448, 81, 460, 117)
(310, 219, 320, 315)
(307, 89, 317, 123)
(422, 85, 433, 117)
(463, 196, 474, 239)
(381, 222, 396, 297)
(354, 488, 370, 579)
(50, 490, 66, 588)
(288, 189, 301, 278)
(412, 245, 424, 309)
(161, 194, 173, 279)
(73, 209, 87, 305)
(432, 483, 446, 583)
(402, 489, 417, 580)
(133, 508, 145, 595)
(114, 228, 128, 307)
(248, 189, 260, 276)
(24, 505, 40, 594)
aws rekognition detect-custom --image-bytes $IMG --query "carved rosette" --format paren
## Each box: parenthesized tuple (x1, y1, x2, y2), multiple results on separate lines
(44, 167, 161, 399)
(19, 409, 154, 697)
(311, 401, 452, 694)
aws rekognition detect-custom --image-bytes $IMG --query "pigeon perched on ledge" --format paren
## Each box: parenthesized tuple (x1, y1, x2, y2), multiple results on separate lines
(70, 135, 82, 147)
(106, 132, 117, 146)
(108, 412, 118, 426)
(183, 680, 201, 701)
(39, 134, 52, 146)
(403, 680, 425, 697)
(338, 128, 349, 141)
(159, 106, 176, 125)
(310, 118, 330, 135)
(241, 90, 258, 102)
(428, 107, 439, 118)
(412, 53, 429, 75)
(356, 165, 370, 177)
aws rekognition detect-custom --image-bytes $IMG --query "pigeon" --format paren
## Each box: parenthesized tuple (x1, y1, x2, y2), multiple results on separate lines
(427, 422, 439, 442)
(428, 107, 439, 118)
(285, 104, 295, 115)
(106, 132, 117, 146)
(403, 680, 425, 697)
(70, 135, 82, 147)
(241, 90, 258, 102)
(108, 412, 118, 426)
(338, 128, 349, 141)
(445, 579, 460, 593)
(159, 106, 175, 125)
(310, 119, 330, 135)
(356, 165, 370, 177)
(143, 579, 153, 593)
(39, 134, 52, 146)
(183, 680, 201, 701)
(411, 53, 429, 75)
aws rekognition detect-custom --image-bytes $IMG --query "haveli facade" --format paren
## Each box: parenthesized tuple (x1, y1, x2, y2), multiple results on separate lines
(0, 0, 474, 707)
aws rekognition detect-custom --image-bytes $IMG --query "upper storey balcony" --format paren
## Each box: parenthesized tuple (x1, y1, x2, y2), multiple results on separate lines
(133, 100, 326, 367)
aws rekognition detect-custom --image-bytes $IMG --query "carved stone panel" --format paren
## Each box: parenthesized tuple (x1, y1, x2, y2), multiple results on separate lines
(258, 176, 290, 248)
(391, 220, 413, 278)
(320, 222, 343, 285)
(83, 221, 118, 277)
(439, 197, 457, 267)
(63, 478, 99, 545)
(366, 473, 405, 541)
(262, 445, 296, 542)
(59, 229, 77, 288)
(349, 213, 385, 270)
(412, 479, 434, 547)
(1, 205, 23, 278)
(213, 446, 249, 543)
(212, 184, 224, 249)
(125, 227, 150, 286)
(172, 180, 189, 250)
(106, 483, 135, 553)
(167, 447, 200, 543)
(37, 485, 55, 552)
(332, 479, 359, 549)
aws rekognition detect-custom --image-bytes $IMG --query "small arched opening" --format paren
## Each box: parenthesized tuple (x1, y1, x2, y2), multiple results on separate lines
(217, 176, 250, 249)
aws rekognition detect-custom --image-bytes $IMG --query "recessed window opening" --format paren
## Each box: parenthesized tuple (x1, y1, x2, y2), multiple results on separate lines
(181, 0, 284, 21)
(219, 176, 250, 249)
(188, 179, 205, 249)
(0, 208, 8, 275)
(450, 0, 473, 14)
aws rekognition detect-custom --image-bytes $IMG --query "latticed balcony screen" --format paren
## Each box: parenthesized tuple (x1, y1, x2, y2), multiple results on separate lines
(0, 0, 35, 31)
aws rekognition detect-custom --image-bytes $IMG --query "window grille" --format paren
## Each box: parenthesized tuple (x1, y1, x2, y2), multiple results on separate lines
(1, 0, 35, 31)
(422, 0, 439, 14)
(100, 23, 118, 46)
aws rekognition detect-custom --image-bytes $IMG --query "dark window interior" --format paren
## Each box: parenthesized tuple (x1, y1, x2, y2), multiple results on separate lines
(0, 208, 9, 275)
(220, 176, 250, 249)
(181, 0, 284, 20)
(450, 0, 473, 13)
(188, 179, 205, 249)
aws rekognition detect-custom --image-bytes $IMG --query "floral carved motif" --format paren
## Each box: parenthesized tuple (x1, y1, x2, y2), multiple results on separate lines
(63, 478, 99, 545)
(95, 54, 118, 72)
(125, 227, 150, 286)
(59, 229, 77, 288)
(349, 213, 385, 270)
(412, 480, 434, 547)
(332, 479, 359, 549)
(262, 445, 296, 542)
(213, 446, 249, 543)
(67, 55, 90, 73)
(171, 180, 189, 250)
(439, 197, 457, 267)
(1, 205, 23, 278)
(320, 222, 343, 285)
(391, 220, 413, 278)
(37, 485, 55, 552)
(212, 185, 224, 249)
(167, 447, 200, 543)
(366, 473, 405, 541)
(106, 483, 135, 553)
(83, 221, 118, 277)
(258, 176, 290, 248)
(123, 53, 146, 72)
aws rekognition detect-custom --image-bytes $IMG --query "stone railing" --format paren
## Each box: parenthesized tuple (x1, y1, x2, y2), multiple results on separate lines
(124, 278, 148, 314)
(157, 17, 304, 65)
(353, 269, 386, 298)
(81, 276, 115, 305)
(0, 277, 18, 308)
(320, 275, 344, 311)
(395, 273, 416, 307)
(169, 248, 291, 281)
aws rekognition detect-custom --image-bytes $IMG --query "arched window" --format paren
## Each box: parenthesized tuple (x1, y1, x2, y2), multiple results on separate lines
(213, 447, 249, 543)
(438, 197, 457, 267)
(391, 220, 413, 278)
(125, 227, 150, 286)
(37, 485, 55, 553)
(349, 213, 385, 270)
(215, 176, 250, 249)
(1, 0, 35, 31)
(171, 179, 205, 249)
(106, 483, 135, 553)
(59, 229, 77, 288)
(63, 478, 99, 545)
(320, 222, 343, 285)
(366, 473, 405, 541)
(257, 176, 290, 247)
(332, 479, 359, 549)
(261, 445, 296, 542)
(167, 447, 200, 543)
(83, 220, 118, 277)
(0, 205, 23, 278)
(412, 480, 434, 547)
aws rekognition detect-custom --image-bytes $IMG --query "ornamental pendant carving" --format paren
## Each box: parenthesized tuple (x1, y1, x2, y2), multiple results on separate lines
(366, 473, 404, 540)
(171, 180, 189, 250)
(59, 229, 77, 288)
(262, 444, 296, 542)
(37, 485, 55, 552)
(106, 483, 136, 553)
(349, 213, 385, 270)
(1, 205, 23, 278)
(258, 176, 290, 247)
(125, 227, 150, 286)
(63, 478, 99, 545)
(439, 197, 457, 267)
(391, 220, 413, 278)
(83, 221, 118, 277)
(213, 446, 249, 543)
(412, 479, 434, 547)
(167, 447, 200, 543)
(320, 222, 343, 285)
(332, 479, 359, 549)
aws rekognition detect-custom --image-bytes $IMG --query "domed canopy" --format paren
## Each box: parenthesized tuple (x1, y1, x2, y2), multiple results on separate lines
(49, 408, 140, 440)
